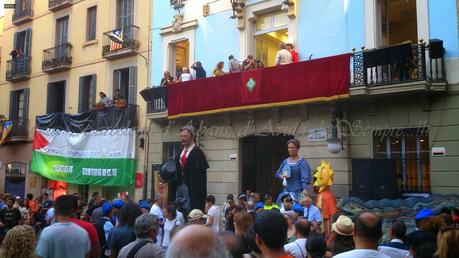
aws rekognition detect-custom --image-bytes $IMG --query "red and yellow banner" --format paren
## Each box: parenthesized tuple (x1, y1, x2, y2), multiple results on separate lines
(167, 54, 351, 119)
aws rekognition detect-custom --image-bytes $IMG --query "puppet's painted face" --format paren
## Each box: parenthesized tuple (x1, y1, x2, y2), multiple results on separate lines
(313, 160, 334, 193)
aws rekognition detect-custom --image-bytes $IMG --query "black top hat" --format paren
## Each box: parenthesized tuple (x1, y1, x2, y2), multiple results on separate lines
(160, 160, 177, 183)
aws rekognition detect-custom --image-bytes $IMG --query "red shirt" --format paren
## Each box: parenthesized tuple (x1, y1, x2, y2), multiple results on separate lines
(290, 50, 299, 63)
(69, 218, 99, 246)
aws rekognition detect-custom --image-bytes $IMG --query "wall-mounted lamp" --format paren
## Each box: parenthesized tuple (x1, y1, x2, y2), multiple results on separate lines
(172, 0, 185, 13)
(327, 104, 344, 154)
(230, 0, 245, 19)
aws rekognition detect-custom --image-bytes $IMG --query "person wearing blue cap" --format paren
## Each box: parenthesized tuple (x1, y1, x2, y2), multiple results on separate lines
(95, 202, 114, 258)
(111, 199, 124, 227)
(139, 200, 150, 214)
(406, 208, 434, 247)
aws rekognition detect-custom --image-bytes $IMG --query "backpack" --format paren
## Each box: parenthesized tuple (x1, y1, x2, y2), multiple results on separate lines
(94, 218, 111, 257)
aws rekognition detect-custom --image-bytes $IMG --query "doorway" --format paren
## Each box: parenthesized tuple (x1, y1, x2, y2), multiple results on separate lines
(379, 0, 417, 47)
(254, 11, 289, 67)
(169, 40, 189, 78)
(47, 81, 66, 114)
(240, 135, 293, 196)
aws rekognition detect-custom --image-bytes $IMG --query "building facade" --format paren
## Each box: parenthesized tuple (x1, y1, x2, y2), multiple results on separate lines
(0, 0, 151, 201)
(144, 0, 459, 205)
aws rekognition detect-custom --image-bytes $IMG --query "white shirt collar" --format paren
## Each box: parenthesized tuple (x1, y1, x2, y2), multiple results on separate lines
(391, 239, 404, 244)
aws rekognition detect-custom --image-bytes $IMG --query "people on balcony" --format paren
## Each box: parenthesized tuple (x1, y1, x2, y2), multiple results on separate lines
(286, 43, 299, 63)
(95, 92, 112, 109)
(213, 61, 226, 77)
(176, 67, 193, 82)
(160, 71, 175, 86)
(113, 89, 127, 108)
(275, 43, 293, 65)
(228, 55, 242, 73)
(242, 55, 257, 71)
(191, 61, 207, 79)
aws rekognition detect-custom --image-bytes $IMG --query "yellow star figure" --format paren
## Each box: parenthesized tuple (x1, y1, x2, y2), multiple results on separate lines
(313, 160, 334, 193)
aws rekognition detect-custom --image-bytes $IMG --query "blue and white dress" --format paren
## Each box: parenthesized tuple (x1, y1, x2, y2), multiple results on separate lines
(275, 157, 312, 204)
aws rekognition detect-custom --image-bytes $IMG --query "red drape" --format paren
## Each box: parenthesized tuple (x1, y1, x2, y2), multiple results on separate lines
(168, 54, 350, 118)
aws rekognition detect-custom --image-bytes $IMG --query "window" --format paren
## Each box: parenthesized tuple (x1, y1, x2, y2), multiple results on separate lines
(78, 75, 97, 113)
(169, 40, 189, 78)
(116, 0, 134, 40)
(86, 6, 97, 41)
(13, 29, 32, 57)
(113, 66, 137, 104)
(47, 81, 66, 113)
(378, 0, 418, 47)
(56, 16, 69, 45)
(9, 88, 29, 122)
(163, 142, 181, 161)
(373, 128, 430, 193)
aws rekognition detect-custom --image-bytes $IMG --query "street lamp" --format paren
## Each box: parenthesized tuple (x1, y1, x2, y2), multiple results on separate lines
(327, 105, 344, 154)
(106, 29, 149, 67)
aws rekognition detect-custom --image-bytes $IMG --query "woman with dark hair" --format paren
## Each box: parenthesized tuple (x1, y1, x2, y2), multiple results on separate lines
(307, 234, 328, 258)
(242, 227, 262, 258)
(275, 138, 312, 204)
(107, 202, 142, 258)
(162, 204, 181, 249)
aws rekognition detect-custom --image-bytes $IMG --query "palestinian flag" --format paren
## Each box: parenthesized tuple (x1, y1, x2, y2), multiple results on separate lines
(31, 107, 136, 186)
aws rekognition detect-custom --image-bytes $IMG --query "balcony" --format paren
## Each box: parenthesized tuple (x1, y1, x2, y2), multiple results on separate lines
(42, 43, 72, 73)
(12, 0, 33, 25)
(102, 25, 140, 59)
(350, 40, 447, 96)
(141, 86, 168, 120)
(49, 0, 73, 12)
(6, 57, 31, 82)
(142, 54, 351, 120)
(0, 119, 29, 144)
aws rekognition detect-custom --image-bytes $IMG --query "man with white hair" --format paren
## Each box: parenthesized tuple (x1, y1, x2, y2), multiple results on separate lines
(166, 225, 230, 258)
(118, 213, 165, 258)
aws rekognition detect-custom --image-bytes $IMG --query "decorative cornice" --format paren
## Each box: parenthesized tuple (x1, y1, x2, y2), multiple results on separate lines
(160, 19, 198, 36)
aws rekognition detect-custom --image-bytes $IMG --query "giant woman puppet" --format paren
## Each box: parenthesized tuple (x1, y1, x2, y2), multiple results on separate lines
(275, 138, 312, 203)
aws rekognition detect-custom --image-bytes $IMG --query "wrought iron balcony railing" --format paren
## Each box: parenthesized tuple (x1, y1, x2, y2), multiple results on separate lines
(49, 0, 72, 11)
(12, 0, 33, 24)
(6, 56, 31, 82)
(351, 41, 446, 88)
(141, 86, 168, 114)
(42, 43, 72, 73)
(2, 119, 29, 143)
(102, 25, 140, 59)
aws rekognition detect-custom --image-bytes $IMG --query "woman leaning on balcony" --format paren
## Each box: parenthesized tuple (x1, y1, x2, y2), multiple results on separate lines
(213, 61, 226, 77)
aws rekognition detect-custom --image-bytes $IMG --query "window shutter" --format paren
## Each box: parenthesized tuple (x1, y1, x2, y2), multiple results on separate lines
(90, 74, 97, 107)
(113, 70, 121, 91)
(78, 77, 84, 113)
(9, 91, 18, 119)
(47, 83, 54, 114)
(24, 28, 32, 57)
(13, 31, 18, 50)
(22, 88, 30, 129)
(128, 66, 137, 104)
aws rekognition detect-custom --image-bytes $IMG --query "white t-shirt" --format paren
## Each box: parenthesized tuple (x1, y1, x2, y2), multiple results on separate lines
(333, 249, 391, 258)
(284, 238, 307, 258)
(162, 218, 181, 248)
(149, 204, 164, 244)
(180, 73, 192, 82)
(206, 205, 220, 233)
(176, 210, 185, 224)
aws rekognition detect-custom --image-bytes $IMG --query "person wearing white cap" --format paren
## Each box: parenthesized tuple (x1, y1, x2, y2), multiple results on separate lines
(329, 215, 355, 256)
(187, 209, 208, 225)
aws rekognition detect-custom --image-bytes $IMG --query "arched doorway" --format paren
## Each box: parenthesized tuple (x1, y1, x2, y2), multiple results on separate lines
(240, 134, 293, 197)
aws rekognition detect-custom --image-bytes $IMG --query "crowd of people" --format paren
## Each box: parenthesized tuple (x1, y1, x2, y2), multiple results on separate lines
(160, 42, 300, 86)
(1, 189, 458, 258)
